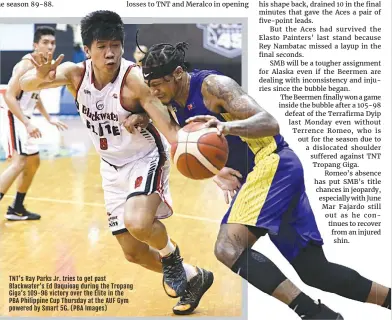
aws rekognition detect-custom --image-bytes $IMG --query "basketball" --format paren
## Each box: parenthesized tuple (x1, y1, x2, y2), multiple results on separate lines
(171, 122, 229, 180)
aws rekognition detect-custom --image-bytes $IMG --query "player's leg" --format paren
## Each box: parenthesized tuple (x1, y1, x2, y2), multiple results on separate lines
(103, 158, 164, 274)
(125, 192, 213, 305)
(124, 124, 196, 297)
(0, 110, 26, 202)
(287, 191, 391, 309)
(115, 229, 162, 272)
(113, 137, 213, 305)
(15, 153, 40, 194)
(12, 153, 40, 207)
(5, 117, 41, 220)
(291, 242, 390, 308)
(215, 223, 341, 319)
(268, 151, 390, 318)
(215, 151, 342, 319)
(124, 155, 195, 298)
(269, 148, 392, 309)
(0, 153, 26, 199)
(115, 226, 213, 315)
(125, 192, 170, 251)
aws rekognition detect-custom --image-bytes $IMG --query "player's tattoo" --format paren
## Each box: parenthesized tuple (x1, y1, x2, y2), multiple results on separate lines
(205, 76, 244, 103)
(202, 74, 279, 138)
(233, 233, 243, 247)
(204, 75, 262, 120)
(216, 226, 247, 266)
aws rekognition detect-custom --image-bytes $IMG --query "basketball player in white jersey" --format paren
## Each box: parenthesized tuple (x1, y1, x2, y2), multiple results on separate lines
(20, 11, 213, 315)
(0, 26, 68, 221)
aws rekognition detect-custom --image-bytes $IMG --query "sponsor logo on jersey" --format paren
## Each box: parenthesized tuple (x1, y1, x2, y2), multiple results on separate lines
(96, 100, 104, 110)
(108, 214, 118, 227)
(135, 176, 143, 188)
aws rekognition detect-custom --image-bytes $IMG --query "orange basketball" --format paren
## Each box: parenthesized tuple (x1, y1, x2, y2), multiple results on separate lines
(171, 122, 229, 180)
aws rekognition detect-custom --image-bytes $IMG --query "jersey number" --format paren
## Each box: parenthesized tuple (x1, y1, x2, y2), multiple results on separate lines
(100, 138, 108, 150)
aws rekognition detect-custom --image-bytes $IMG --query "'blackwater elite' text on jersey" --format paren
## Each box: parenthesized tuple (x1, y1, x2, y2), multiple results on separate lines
(76, 59, 165, 166)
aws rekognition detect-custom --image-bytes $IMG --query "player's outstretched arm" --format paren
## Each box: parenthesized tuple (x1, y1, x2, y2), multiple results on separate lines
(127, 70, 180, 144)
(20, 53, 75, 92)
(200, 75, 280, 138)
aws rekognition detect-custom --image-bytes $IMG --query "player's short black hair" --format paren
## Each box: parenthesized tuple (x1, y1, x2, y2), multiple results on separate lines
(81, 10, 124, 48)
(141, 42, 190, 83)
(33, 26, 56, 43)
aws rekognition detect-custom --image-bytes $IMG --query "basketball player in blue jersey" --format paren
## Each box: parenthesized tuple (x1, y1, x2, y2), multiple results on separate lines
(125, 41, 391, 319)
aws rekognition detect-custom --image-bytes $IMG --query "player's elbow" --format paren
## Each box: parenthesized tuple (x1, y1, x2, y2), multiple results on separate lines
(270, 117, 280, 135)
(261, 112, 279, 136)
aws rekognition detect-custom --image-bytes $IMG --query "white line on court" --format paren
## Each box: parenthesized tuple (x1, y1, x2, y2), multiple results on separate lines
(2, 195, 220, 224)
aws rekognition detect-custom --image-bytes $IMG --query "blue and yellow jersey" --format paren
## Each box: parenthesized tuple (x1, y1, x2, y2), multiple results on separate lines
(170, 69, 287, 180)
(171, 70, 323, 262)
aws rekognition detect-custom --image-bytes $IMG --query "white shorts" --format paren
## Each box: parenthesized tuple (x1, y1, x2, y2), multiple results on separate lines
(100, 148, 173, 235)
(0, 108, 39, 158)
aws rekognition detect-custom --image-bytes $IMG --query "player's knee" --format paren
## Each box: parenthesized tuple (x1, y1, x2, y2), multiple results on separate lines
(298, 271, 323, 288)
(214, 239, 243, 268)
(298, 267, 333, 289)
(123, 251, 144, 265)
(124, 218, 152, 242)
(11, 156, 27, 172)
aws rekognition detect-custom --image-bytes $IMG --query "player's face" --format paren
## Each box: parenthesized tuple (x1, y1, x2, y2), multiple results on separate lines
(147, 76, 177, 104)
(87, 40, 123, 71)
(34, 35, 56, 58)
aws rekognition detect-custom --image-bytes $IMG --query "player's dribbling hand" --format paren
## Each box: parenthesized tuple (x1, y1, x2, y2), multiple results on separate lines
(122, 113, 150, 134)
(213, 167, 242, 204)
(25, 122, 42, 139)
(186, 115, 229, 136)
(31, 52, 64, 82)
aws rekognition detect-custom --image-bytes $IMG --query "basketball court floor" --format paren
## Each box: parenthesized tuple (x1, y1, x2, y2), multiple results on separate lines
(0, 116, 242, 317)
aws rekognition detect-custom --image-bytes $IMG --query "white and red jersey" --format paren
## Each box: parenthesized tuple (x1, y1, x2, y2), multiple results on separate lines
(0, 54, 41, 158)
(75, 58, 167, 167)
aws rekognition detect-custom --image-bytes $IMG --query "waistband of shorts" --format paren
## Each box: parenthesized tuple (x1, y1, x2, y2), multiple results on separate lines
(100, 147, 163, 170)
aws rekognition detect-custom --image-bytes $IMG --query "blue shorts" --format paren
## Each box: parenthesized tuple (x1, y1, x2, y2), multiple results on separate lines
(222, 147, 323, 262)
